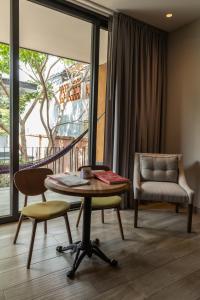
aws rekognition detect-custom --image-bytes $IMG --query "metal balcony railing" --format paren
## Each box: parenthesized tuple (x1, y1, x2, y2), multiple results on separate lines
(0, 142, 88, 174)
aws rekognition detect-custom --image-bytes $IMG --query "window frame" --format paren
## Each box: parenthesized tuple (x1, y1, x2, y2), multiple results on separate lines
(0, 0, 108, 223)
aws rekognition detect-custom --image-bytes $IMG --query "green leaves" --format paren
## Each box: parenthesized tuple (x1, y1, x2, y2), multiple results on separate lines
(0, 106, 9, 135)
(0, 42, 88, 144)
(20, 48, 47, 71)
(0, 44, 9, 75)
(19, 91, 39, 114)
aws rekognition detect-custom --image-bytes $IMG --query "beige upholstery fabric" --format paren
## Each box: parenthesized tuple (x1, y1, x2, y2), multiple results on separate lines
(140, 182, 187, 203)
(134, 153, 194, 204)
(140, 155, 178, 183)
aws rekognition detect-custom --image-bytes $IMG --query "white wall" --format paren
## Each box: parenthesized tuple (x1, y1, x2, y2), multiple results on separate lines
(166, 18, 200, 207)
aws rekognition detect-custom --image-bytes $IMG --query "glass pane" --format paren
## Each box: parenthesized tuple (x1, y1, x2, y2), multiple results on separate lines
(0, 0, 10, 217)
(96, 29, 108, 164)
(19, 0, 91, 208)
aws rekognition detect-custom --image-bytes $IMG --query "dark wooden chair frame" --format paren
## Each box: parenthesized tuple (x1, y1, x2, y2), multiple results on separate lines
(13, 168, 72, 269)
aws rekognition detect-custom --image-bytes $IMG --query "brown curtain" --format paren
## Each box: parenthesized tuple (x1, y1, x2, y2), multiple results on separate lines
(104, 13, 167, 208)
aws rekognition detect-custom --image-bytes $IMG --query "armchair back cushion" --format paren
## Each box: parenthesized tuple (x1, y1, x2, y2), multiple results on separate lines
(140, 155, 178, 183)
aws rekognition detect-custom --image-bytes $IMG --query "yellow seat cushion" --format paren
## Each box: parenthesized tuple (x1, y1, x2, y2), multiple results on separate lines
(22, 201, 70, 220)
(90, 196, 122, 208)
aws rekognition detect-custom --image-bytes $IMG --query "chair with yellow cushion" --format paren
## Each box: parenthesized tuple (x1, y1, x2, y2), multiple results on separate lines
(76, 165, 124, 240)
(13, 168, 72, 269)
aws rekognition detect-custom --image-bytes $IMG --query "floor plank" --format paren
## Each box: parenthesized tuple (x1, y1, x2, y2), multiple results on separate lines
(91, 283, 142, 300)
(0, 205, 200, 300)
(0, 291, 5, 300)
(147, 269, 200, 300)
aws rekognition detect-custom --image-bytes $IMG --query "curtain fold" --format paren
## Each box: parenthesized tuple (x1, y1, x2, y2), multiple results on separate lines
(104, 13, 167, 208)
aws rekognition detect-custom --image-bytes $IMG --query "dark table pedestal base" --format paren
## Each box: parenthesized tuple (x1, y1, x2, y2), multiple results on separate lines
(56, 240, 117, 279)
(56, 196, 117, 278)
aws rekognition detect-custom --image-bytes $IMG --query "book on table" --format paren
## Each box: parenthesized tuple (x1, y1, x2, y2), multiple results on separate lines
(48, 174, 89, 187)
(93, 170, 129, 185)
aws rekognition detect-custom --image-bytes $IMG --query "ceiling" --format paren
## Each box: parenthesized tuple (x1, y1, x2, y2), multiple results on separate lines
(0, 0, 108, 64)
(89, 0, 200, 32)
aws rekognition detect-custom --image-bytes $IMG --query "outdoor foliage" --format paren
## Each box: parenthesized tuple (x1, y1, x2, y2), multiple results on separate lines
(0, 43, 90, 162)
(0, 174, 9, 188)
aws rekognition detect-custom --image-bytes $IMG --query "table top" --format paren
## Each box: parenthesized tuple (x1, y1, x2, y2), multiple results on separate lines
(45, 174, 130, 197)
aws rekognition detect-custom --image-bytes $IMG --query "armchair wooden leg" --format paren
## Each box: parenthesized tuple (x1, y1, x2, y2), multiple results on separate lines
(44, 221, 47, 234)
(13, 214, 24, 244)
(187, 204, 193, 233)
(64, 213, 72, 244)
(134, 199, 138, 228)
(101, 209, 104, 224)
(76, 203, 83, 228)
(27, 220, 37, 269)
(175, 203, 179, 213)
(116, 208, 124, 240)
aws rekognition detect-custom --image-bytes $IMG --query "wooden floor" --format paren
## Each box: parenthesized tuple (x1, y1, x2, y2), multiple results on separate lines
(1, 204, 200, 300)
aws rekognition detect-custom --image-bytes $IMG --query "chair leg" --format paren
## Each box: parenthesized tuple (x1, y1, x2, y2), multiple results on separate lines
(64, 213, 73, 244)
(13, 214, 24, 244)
(76, 203, 83, 228)
(175, 203, 179, 213)
(116, 208, 124, 240)
(134, 199, 138, 228)
(27, 220, 37, 269)
(101, 209, 104, 224)
(42, 194, 47, 234)
(187, 204, 193, 233)
(44, 221, 47, 234)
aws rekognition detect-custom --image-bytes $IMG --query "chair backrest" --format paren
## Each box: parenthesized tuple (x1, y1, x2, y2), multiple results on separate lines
(135, 153, 181, 183)
(14, 168, 53, 196)
(78, 164, 110, 171)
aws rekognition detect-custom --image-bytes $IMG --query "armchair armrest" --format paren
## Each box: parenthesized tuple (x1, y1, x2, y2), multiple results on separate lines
(178, 157, 194, 204)
(133, 153, 141, 199)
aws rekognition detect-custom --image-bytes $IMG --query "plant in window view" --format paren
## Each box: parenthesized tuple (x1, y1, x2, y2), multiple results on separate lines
(0, 43, 90, 189)
(0, 43, 90, 164)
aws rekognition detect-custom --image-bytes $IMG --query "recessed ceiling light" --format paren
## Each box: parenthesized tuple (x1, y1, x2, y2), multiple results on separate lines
(166, 13, 173, 18)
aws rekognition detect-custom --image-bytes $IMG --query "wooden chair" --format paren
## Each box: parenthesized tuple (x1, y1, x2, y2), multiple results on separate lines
(76, 165, 124, 240)
(13, 168, 72, 269)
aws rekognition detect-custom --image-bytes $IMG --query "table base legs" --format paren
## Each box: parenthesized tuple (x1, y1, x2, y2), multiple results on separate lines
(56, 240, 118, 279)
(56, 196, 117, 278)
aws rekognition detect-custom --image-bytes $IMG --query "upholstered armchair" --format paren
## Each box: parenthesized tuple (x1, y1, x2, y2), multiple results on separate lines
(133, 153, 195, 233)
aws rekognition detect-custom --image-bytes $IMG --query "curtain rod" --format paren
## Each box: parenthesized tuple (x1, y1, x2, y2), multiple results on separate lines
(66, 0, 113, 17)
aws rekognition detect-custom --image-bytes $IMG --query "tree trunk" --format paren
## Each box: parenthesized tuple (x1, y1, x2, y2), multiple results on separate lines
(19, 120, 28, 162)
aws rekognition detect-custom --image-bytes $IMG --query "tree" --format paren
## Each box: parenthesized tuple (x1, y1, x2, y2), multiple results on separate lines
(0, 43, 90, 161)
(19, 48, 90, 154)
(0, 44, 10, 135)
(0, 44, 40, 160)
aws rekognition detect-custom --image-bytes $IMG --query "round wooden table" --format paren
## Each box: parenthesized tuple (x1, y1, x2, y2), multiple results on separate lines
(45, 175, 130, 278)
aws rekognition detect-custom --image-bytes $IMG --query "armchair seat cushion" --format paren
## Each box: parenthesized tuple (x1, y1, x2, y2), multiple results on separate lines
(140, 181, 188, 203)
(22, 200, 70, 220)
